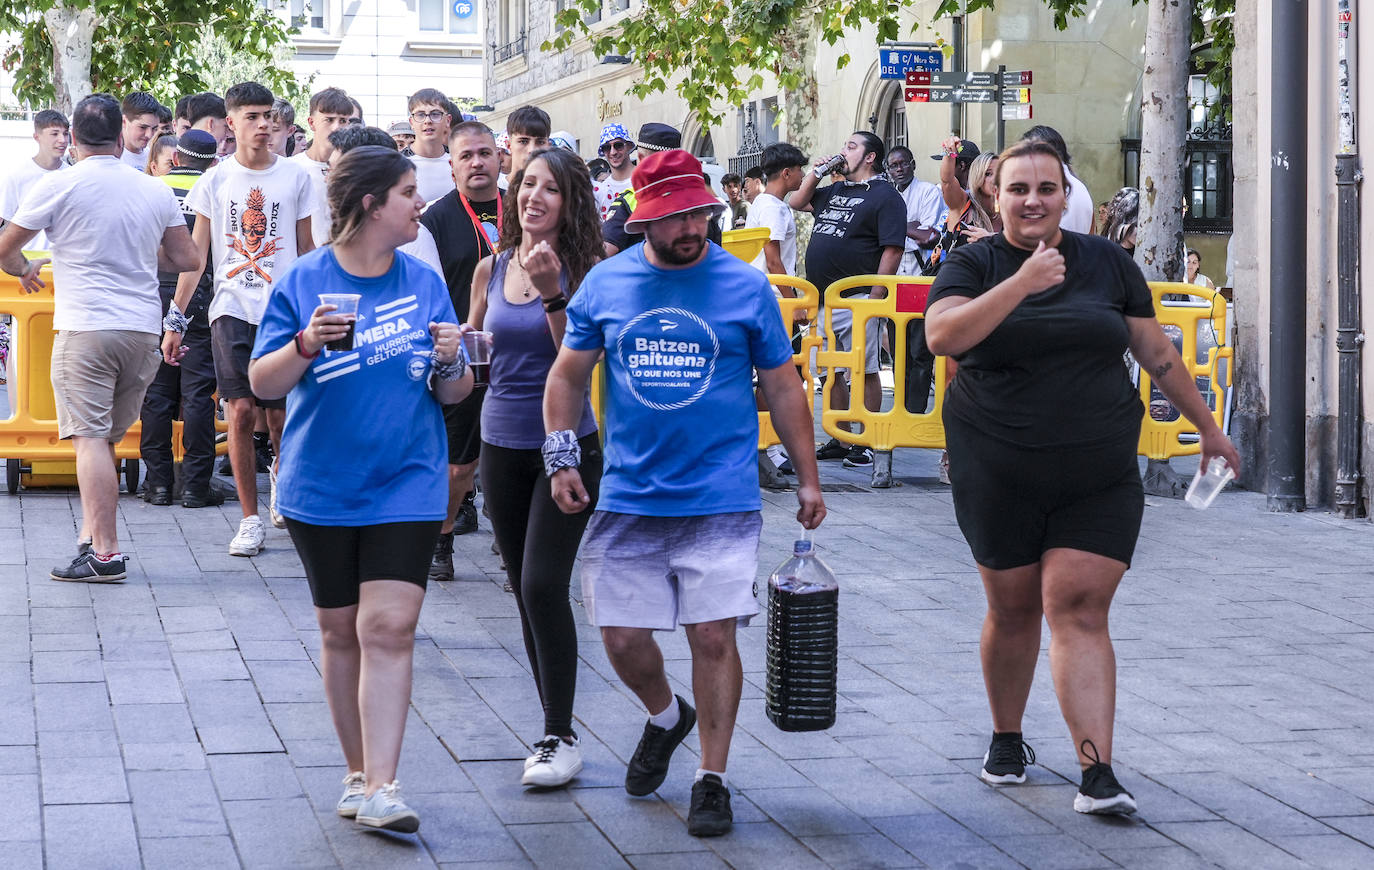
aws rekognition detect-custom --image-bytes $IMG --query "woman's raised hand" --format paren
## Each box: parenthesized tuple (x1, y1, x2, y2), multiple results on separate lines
(429, 321, 461, 363)
(523, 241, 563, 299)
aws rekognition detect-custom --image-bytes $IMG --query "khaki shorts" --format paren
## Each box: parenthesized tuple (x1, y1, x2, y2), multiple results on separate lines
(51, 330, 161, 441)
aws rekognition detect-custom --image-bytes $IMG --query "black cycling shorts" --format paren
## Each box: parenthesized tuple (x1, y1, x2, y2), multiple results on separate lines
(442, 387, 485, 466)
(944, 412, 1144, 570)
(284, 519, 442, 608)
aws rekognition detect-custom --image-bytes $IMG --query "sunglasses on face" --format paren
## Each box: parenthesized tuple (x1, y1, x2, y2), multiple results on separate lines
(601, 140, 632, 154)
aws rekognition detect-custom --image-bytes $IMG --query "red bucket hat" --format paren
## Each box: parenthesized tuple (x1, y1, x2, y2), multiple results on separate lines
(624, 149, 726, 234)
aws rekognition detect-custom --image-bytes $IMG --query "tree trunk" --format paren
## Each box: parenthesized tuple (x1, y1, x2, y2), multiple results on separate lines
(780, 13, 819, 252)
(1136, 0, 1191, 282)
(44, 1, 99, 115)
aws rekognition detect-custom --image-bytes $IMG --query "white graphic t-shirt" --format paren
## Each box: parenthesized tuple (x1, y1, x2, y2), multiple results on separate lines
(120, 147, 149, 172)
(186, 153, 314, 325)
(290, 152, 331, 247)
(0, 158, 69, 252)
(593, 174, 634, 221)
(744, 192, 797, 276)
(410, 153, 456, 204)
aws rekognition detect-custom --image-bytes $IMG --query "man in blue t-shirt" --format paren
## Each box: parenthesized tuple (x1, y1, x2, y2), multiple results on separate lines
(543, 150, 825, 838)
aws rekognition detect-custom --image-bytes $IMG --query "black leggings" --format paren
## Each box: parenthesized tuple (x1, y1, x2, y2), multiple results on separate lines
(479, 433, 602, 737)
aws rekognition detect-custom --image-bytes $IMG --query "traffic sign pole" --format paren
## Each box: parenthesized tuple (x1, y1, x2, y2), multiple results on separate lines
(996, 64, 1006, 152)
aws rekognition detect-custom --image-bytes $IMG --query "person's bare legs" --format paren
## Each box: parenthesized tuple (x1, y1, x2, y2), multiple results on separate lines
(72, 436, 120, 554)
(439, 460, 476, 535)
(1040, 547, 1127, 767)
(224, 397, 258, 517)
(356, 580, 425, 793)
(265, 407, 284, 458)
(601, 626, 673, 716)
(683, 618, 742, 773)
(316, 604, 364, 773)
(978, 562, 1044, 732)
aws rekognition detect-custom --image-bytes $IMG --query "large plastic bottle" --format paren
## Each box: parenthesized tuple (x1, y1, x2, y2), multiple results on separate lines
(765, 532, 839, 732)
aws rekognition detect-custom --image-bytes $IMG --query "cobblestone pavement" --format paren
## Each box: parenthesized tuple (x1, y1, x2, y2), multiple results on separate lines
(4, 441, 1374, 869)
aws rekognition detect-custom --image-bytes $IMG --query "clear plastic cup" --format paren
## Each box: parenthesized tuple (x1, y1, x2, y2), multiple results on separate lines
(462, 330, 493, 385)
(1185, 456, 1235, 510)
(318, 293, 361, 352)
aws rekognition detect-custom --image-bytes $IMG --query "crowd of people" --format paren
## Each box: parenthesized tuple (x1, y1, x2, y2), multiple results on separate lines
(0, 78, 1237, 839)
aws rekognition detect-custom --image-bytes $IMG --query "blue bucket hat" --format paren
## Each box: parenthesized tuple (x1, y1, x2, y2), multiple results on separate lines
(598, 123, 633, 150)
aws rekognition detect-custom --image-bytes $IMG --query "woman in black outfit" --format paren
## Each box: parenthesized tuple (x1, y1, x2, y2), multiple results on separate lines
(925, 140, 1240, 816)
(468, 147, 603, 788)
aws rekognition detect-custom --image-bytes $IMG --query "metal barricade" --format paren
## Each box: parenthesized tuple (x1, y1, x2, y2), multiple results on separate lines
(758, 276, 821, 449)
(815, 275, 948, 452)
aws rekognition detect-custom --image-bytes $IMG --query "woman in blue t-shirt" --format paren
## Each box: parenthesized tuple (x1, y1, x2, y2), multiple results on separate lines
(468, 147, 602, 789)
(249, 146, 473, 834)
(925, 140, 1241, 818)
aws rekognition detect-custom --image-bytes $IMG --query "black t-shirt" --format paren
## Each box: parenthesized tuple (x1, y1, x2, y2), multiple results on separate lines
(602, 192, 724, 254)
(420, 190, 499, 321)
(804, 178, 907, 300)
(928, 232, 1156, 449)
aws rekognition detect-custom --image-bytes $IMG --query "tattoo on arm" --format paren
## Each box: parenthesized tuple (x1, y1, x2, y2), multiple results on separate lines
(1151, 361, 1173, 380)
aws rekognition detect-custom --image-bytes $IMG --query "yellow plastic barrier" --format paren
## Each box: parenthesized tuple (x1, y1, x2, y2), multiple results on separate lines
(1137, 282, 1232, 460)
(721, 226, 771, 264)
(816, 275, 948, 452)
(1, 268, 223, 494)
(758, 276, 822, 450)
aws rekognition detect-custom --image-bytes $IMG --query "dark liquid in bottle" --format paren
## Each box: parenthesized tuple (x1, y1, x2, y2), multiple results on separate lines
(325, 321, 355, 352)
(470, 362, 490, 386)
(766, 583, 838, 732)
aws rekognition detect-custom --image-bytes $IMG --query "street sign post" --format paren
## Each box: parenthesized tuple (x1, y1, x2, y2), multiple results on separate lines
(880, 47, 943, 79)
(905, 70, 1031, 88)
(901, 63, 1033, 151)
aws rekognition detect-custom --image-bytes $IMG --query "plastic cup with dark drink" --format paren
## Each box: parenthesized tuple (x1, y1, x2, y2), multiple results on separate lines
(462, 330, 493, 386)
(318, 293, 361, 352)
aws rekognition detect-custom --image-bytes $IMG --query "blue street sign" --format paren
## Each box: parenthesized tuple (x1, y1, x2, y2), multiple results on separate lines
(879, 48, 942, 79)
(453, 0, 474, 17)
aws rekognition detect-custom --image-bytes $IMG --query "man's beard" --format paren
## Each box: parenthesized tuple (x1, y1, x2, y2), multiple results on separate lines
(648, 231, 706, 266)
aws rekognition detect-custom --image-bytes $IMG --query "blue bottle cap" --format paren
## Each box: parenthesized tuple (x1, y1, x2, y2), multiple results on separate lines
(793, 539, 813, 554)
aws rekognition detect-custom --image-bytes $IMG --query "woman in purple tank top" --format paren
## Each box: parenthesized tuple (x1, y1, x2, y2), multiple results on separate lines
(468, 148, 603, 788)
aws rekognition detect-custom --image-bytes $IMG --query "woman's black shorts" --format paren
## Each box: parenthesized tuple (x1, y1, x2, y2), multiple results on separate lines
(284, 519, 442, 608)
(944, 413, 1144, 570)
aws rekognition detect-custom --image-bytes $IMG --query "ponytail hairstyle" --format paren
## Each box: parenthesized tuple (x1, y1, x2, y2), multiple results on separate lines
(326, 145, 414, 247)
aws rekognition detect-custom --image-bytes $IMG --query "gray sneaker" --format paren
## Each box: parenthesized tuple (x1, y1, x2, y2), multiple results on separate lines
(336, 771, 366, 818)
(355, 780, 419, 833)
(51, 551, 127, 583)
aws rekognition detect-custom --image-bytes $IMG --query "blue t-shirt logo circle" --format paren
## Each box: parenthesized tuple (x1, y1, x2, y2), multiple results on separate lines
(615, 306, 719, 411)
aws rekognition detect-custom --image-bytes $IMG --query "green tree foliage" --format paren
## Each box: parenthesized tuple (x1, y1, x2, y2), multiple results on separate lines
(0, 0, 299, 109)
(547, 0, 1231, 128)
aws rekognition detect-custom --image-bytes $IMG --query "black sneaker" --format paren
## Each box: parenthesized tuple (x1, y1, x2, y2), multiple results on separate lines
(428, 532, 455, 581)
(217, 455, 233, 476)
(1073, 740, 1136, 815)
(181, 488, 226, 509)
(842, 445, 874, 467)
(625, 695, 697, 796)
(816, 438, 849, 460)
(51, 551, 127, 583)
(254, 438, 273, 474)
(143, 485, 172, 506)
(687, 774, 732, 837)
(453, 492, 479, 536)
(980, 732, 1035, 785)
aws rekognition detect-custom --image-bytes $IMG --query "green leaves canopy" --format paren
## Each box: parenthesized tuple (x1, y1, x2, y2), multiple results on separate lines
(0, 0, 301, 109)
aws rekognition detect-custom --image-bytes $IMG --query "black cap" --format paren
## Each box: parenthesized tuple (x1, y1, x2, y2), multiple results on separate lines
(636, 122, 681, 153)
(932, 140, 980, 164)
(176, 130, 218, 160)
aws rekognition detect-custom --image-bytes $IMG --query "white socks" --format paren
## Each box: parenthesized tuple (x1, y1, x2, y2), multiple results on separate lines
(648, 696, 680, 730)
(695, 768, 727, 787)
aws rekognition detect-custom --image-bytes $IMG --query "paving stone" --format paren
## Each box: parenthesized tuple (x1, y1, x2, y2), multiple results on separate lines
(1266, 833, 1374, 869)
(207, 752, 304, 801)
(571, 786, 706, 856)
(507, 820, 630, 869)
(703, 820, 830, 869)
(140, 835, 241, 870)
(128, 769, 228, 838)
(0, 774, 41, 842)
(0, 840, 42, 870)
(40, 753, 128, 804)
(799, 833, 922, 869)
(122, 742, 208, 771)
(104, 660, 184, 704)
(43, 803, 140, 870)
(461, 761, 589, 825)
(221, 796, 338, 869)
(1152, 819, 1308, 869)
(33, 682, 113, 733)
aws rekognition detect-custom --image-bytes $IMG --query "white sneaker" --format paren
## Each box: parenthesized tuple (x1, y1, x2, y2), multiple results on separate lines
(229, 515, 266, 556)
(268, 462, 285, 529)
(355, 780, 420, 833)
(522, 735, 583, 788)
(336, 770, 366, 817)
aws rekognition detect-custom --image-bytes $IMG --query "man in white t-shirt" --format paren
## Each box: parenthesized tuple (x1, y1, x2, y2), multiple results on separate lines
(118, 92, 162, 171)
(0, 94, 199, 582)
(746, 142, 808, 278)
(406, 87, 457, 203)
(0, 109, 71, 253)
(291, 87, 354, 246)
(161, 82, 315, 558)
(592, 123, 635, 220)
(1021, 124, 1094, 234)
(885, 145, 945, 276)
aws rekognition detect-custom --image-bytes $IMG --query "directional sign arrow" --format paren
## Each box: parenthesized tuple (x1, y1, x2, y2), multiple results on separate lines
(1001, 88, 1031, 104)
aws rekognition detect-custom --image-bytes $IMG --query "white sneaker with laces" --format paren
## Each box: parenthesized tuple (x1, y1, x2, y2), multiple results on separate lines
(268, 461, 285, 529)
(336, 771, 366, 817)
(355, 780, 420, 832)
(522, 734, 583, 788)
(229, 515, 266, 556)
